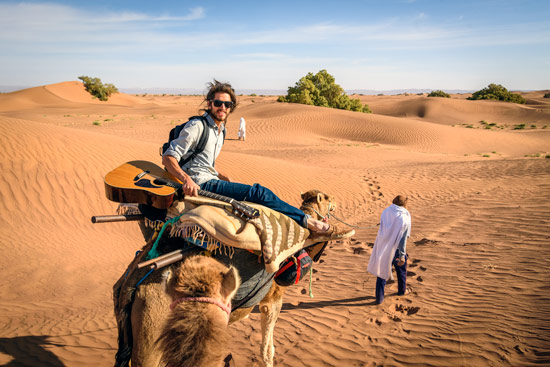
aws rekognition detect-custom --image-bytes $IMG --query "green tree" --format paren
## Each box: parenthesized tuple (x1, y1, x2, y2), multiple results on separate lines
(78, 76, 118, 101)
(467, 83, 525, 104)
(543, 92, 550, 98)
(280, 69, 371, 113)
(427, 90, 451, 98)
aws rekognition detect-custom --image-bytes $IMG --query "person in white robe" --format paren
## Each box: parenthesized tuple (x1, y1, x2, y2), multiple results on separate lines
(238, 117, 246, 141)
(367, 195, 411, 304)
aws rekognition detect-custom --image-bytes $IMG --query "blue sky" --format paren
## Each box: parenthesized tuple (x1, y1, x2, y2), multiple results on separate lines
(1, 0, 549, 92)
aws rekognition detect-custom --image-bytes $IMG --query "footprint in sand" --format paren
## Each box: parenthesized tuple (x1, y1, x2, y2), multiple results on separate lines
(351, 242, 368, 255)
(367, 317, 383, 326)
(352, 247, 366, 255)
(409, 258, 421, 268)
(382, 309, 402, 322)
(383, 303, 420, 322)
(363, 175, 384, 200)
(394, 304, 420, 316)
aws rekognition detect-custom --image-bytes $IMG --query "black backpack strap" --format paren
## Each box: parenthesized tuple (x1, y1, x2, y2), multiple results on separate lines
(179, 116, 210, 167)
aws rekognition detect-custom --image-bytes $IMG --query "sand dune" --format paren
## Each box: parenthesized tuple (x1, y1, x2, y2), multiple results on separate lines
(362, 94, 550, 126)
(0, 81, 549, 366)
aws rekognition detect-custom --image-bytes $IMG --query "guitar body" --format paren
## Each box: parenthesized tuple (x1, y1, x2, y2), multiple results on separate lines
(104, 160, 180, 209)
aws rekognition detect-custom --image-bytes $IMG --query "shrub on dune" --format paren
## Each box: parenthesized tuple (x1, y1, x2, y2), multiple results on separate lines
(544, 93, 550, 98)
(427, 90, 451, 98)
(78, 75, 118, 101)
(278, 69, 372, 113)
(467, 83, 525, 104)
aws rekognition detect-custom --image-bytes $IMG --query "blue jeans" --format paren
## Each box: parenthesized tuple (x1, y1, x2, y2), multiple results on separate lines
(375, 250, 408, 304)
(200, 180, 307, 227)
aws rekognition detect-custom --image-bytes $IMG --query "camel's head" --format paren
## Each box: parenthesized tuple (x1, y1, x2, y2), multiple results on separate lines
(158, 255, 241, 367)
(173, 255, 241, 307)
(300, 190, 336, 221)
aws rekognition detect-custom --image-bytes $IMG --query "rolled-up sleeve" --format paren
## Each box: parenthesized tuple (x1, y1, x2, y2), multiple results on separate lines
(163, 120, 202, 162)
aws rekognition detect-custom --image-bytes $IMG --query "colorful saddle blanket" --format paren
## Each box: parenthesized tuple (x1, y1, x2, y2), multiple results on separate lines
(119, 195, 311, 273)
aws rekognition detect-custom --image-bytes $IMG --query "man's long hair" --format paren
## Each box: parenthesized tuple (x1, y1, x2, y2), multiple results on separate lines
(200, 79, 238, 116)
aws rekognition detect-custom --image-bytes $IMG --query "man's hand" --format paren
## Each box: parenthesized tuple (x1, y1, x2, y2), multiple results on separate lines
(396, 256, 406, 266)
(182, 175, 200, 196)
(162, 154, 200, 196)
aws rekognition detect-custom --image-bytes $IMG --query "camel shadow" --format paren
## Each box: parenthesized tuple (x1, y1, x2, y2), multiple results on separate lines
(0, 335, 65, 367)
(250, 295, 377, 314)
(281, 295, 377, 311)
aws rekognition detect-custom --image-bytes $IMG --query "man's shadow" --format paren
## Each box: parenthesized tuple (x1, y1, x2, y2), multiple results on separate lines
(0, 335, 65, 367)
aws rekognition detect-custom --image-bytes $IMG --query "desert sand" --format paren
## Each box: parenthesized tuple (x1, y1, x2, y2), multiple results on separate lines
(0, 81, 549, 366)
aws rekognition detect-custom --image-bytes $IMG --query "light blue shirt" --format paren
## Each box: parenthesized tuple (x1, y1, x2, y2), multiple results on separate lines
(162, 113, 225, 185)
(397, 226, 410, 258)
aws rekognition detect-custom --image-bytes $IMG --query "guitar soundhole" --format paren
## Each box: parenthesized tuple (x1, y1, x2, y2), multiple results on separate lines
(153, 178, 169, 186)
(134, 179, 162, 188)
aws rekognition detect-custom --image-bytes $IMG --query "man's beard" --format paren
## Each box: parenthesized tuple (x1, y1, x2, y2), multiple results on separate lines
(209, 110, 227, 123)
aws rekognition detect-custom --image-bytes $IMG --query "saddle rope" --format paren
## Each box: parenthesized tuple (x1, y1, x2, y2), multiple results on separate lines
(311, 207, 379, 230)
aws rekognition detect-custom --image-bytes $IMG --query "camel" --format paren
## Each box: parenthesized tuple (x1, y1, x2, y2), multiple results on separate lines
(157, 255, 240, 367)
(113, 189, 345, 367)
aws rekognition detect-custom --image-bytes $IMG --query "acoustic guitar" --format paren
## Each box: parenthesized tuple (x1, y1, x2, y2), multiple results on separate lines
(104, 160, 260, 221)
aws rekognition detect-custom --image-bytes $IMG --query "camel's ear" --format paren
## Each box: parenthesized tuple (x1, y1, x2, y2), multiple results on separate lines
(221, 266, 241, 301)
(300, 191, 305, 200)
(316, 192, 323, 206)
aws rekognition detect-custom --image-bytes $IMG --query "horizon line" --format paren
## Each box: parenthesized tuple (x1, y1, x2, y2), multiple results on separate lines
(1, 83, 546, 96)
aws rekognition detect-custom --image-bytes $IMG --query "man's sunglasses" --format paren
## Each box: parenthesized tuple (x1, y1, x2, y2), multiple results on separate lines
(211, 99, 234, 108)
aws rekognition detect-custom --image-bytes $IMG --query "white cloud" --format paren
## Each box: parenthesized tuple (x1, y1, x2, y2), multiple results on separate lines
(0, 3, 204, 34)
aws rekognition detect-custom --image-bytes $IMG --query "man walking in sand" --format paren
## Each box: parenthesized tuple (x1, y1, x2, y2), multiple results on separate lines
(238, 117, 246, 141)
(367, 195, 411, 304)
(162, 79, 352, 240)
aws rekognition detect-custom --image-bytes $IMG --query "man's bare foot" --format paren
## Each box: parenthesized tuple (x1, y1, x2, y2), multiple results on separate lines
(307, 220, 355, 240)
(307, 218, 330, 232)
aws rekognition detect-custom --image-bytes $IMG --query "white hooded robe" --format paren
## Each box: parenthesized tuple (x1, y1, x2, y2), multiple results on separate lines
(367, 204, 411, 281)
(238, 117, 246, 139)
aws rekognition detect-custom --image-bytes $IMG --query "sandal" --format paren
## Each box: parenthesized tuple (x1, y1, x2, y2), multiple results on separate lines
(309, 224, 355, 241)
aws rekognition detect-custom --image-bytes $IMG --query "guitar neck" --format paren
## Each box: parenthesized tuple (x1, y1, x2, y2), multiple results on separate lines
(153, 175, 236, 206)
(198, 189, 235, 205)
(150, 173, 258, 218)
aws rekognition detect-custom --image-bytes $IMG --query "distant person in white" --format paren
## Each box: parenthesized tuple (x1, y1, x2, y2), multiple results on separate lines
(367, 195, 411, 304)
(238, 117, 246, 141)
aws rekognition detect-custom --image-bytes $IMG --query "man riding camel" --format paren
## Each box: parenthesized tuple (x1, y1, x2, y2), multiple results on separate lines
(162, 79, 352, 240)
